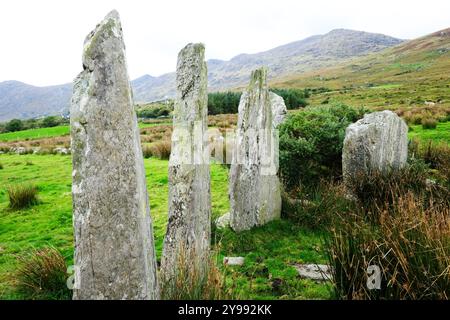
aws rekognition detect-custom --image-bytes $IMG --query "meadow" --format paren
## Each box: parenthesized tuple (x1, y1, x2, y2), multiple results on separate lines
(0, 153, 330, 300)
(0, 106, 448, 300)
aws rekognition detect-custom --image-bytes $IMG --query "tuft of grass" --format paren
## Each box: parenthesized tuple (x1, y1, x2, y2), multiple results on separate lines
(282, 181, 355, 230)
(422, 117, 438, 129)
(160, 247, 230, 300)
(14, 247, 71, 300)
(0, 162, 3, 170)
(326, 193, 450, 300)
(7, 184, 39, 210)
(149, 140, 172, 160)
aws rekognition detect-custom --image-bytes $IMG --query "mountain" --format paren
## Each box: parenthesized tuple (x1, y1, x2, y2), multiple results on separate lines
(0, 81, 73, 121)
(133, 29, 404, 102)
(0, 29, 404, 121)
(272, 28, 450, 110)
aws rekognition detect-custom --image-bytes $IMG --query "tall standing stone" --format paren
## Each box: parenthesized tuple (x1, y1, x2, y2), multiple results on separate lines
(160, 43, 211, 282)
(342, 110, 408, 186)
(70, 10, 159, 300)
(229, 68, 282, 232)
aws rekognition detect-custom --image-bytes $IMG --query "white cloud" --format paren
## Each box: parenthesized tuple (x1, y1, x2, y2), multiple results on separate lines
(0, 0, 449, 86)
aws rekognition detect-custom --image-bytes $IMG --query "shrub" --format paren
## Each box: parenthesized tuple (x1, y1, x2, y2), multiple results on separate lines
(14, 247, 71, 300)
(5, 119, 23, 132)
(279, 103, 366, 190)
(7, 184, 39, 210)
(422, 117, 437, 129)
(137, 105, 171, 119)
(41, 116, 60, 128)
(326, 193, 450, 300)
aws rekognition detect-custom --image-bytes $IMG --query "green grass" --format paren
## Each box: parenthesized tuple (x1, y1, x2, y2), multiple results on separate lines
(0, 154, 329, 300)
(0, 122, 171, 142)
(0, 126, 69, 142)
(409, 121, 450, 144)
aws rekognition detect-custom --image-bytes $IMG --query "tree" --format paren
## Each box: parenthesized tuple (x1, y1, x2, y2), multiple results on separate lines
(5, 119, 23, 132)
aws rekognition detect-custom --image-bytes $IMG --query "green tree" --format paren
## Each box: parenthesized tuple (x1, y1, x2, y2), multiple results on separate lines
(5, 119, 24, 132)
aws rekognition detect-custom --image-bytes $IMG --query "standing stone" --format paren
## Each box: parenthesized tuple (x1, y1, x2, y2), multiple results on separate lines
(229, 68, 282, 232)
(342, 110, 408, 186)
(160, 43, 211, 282)
(270, 92, 288, 128)
(70, 10, 159, 300)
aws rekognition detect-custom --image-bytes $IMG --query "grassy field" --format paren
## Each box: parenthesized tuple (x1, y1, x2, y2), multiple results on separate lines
(0, 126, 69, 142)
(273, 28, 450, 113)
(0, 122, 171, 142)
(0, 154, 330, 300)
(409, 121, 450, 144)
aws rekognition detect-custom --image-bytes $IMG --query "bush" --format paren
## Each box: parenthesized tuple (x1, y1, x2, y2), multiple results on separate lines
(326, 193, 450, 300)
(279, 103, 366, 190)
(137, 105, 171, 119)
(41, 116, 60, 128)
(422, 117, 437, 129)
(7, 184, 39, 210)
(5, 119, 23, 132)
(15, 247, 71, 300)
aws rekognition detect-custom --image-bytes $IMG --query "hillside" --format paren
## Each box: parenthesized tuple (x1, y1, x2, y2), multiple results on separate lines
(0, 29, 403, 121)
(273, 28, 450, 110)
(133, 29, 403, 101)
(0, 81, 72, 121)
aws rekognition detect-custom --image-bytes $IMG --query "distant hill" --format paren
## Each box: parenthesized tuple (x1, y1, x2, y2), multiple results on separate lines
(0, 29, 404, 121)
(0, 81, 72, 121)
(133, 29, 404, 102)
(272, 28, 450, 110)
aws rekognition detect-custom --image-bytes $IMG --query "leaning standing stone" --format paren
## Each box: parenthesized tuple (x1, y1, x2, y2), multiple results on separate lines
(342, 110, 408, 186)
(160, 43, 211, 283)
(70, 10, 159, 300)
(229, 68, 282, 232)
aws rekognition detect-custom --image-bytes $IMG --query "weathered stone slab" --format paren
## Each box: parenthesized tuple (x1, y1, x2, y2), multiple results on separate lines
(223, 257, 245, 266)
(160, 43, 211, 282)
(215, 212, 231, 229)
(270, 92, 288, 128)
(294, 264, 332, 281)
(229, 68, 282, 232)
(70, 10, 159, 300)
(342, 110, 408, 186)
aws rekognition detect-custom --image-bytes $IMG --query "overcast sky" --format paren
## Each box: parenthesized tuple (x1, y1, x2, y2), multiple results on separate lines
(1, 0, 449, 86)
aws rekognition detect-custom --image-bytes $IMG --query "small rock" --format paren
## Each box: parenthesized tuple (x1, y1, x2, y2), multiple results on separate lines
(224, 257, 245, 266)
(294, 264, 332, 281)
(54, 147, 70, 155)
(215, 212, 231, 229)
(12, 147, 27, 154)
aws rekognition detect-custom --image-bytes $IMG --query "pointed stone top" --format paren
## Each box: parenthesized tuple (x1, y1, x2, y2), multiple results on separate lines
(82, 10, 124, 71)
(106, 9, 120, 20)
(249, 67, 268, 90)
(178, 43, 205, 61)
